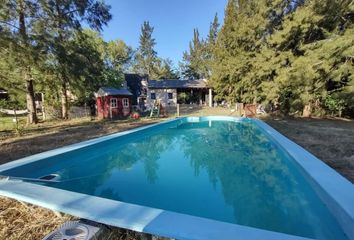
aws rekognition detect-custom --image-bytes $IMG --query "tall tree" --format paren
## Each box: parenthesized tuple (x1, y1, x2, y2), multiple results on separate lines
(211, 0, 297, 103)
(181, 28, 208, 79)
(133, 21, 158, 78)
(0, 0, 112, 120)
(205, 13, 220, 78)
(0, 0, 43, 123)
(39, 0, 111, 119)
(210, 0, 354, 117)
(260, 0, 354, 116)
(155, 58, 179, 79)
(207, 13, 220, 46)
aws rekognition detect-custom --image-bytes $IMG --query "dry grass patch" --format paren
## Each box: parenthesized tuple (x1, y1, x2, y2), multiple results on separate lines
(265, 117, 354, 183)
(0, 197, 73, 240)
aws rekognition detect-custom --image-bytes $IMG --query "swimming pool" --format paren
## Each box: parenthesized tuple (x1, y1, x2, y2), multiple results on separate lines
(0, 117, 353, 240)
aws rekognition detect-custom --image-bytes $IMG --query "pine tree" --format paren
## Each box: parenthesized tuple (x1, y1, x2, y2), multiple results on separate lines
(181, 29, 209, 79)
(134, 21, 159, 78)
(260, 0, 354, 115)
(210, 0, 354, 116)
(155, 58, 180, 79)
(40, 0, 111, 119)
(0, 0, 43, 123)
(207, 14, 220, 46)
(1, 0, 112, 120)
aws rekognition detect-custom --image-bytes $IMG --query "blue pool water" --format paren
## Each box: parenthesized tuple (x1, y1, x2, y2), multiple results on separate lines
(1, 119, 348, 240)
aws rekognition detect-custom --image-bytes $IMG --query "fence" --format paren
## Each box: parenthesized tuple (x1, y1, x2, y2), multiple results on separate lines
(164, 104, 241, 118)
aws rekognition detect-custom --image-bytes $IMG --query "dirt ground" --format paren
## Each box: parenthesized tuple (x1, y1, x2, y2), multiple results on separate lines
(265, 117, 354, 183)
(0, 117, 162, 165)
(0, 115, 353, 239)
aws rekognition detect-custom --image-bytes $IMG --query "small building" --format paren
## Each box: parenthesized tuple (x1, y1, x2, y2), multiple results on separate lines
(96, 87, 133, 119)
(146, 79, 212, 108)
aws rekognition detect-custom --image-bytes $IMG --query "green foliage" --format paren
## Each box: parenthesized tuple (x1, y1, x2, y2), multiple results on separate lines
(133, 21, 158, 77)
(181, 29, 208, 79)
(133, 21, 179, 80)
(0, 1, 139, 119)
(180, 15, 220, 80)
(177, 92, 190, 104)
(210, 0, 354, 117)
(154, 58, 180, 79)
(324, 95, 346, 117)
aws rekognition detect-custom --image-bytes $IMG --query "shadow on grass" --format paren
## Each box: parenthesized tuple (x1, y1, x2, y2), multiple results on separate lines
(0, 118, 160, 165)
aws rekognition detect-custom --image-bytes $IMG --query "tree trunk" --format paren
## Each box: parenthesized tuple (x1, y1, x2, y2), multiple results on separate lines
(19, 0, 38, 124)
(61, 81, 69, 119)
(26, 79, 38, 124)
(302, 103, 312, 118)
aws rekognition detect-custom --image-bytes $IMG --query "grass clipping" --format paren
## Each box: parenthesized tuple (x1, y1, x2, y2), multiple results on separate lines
(0, 197, 168, 240)
(0, 197, 73, 240)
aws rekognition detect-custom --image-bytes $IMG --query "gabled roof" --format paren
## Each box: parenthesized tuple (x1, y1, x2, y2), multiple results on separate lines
(97, 87, 133, 97)
(148, 79, 208, 89)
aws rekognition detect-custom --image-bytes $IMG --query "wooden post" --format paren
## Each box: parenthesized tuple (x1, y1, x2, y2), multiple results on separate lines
(14, 109, 18, 131)
(41, 92, 46, 121)
(177, 104, 180, 117)
(209, 88, 212, 107)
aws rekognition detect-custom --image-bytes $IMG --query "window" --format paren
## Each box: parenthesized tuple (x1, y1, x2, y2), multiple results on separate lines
(122, 98, 129, 107)
(168, 92, 173, 99)
(151, 93, 156, 100)
(110, 98, 117, 108)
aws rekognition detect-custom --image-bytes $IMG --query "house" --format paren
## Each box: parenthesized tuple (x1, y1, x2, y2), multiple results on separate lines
(124, 74, 149, 110)
(124, 75, 213, 110)
(146, 79, 212, 108)
(96, 87, 133, 119)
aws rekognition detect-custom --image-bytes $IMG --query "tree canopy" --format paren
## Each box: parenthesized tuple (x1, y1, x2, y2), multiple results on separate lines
(133, 21, 179, 80)
(1, 0, 353, 120)
(209, 0, 354, 117)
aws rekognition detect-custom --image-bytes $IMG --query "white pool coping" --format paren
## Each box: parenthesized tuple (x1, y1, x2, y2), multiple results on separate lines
(0, 116, 353, 240)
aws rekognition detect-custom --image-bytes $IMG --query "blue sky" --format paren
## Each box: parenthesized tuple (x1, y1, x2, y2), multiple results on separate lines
(101, 0, 228, 66)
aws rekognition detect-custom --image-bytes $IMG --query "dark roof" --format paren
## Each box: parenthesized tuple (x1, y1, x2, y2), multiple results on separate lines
(148, 79, 208, 89)
(97, 87, 133, 97)
(124, 74, 148, 105)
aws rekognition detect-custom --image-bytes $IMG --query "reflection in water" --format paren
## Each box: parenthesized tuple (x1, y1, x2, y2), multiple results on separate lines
(14, 120, 348, 240)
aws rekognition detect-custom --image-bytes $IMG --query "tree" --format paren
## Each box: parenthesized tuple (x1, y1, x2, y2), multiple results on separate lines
(133, 21, 159, 78)
(207, 13, 220, 47)
(180, 28, 209, 79)
(106, 39, 134, 72)
(260, 0, 354, 115)
(0, 0, 44, 123)
(39, 0, 112, 119)
(0, 0, 112, 120)
(154, 58, 179, 79)
(210, 0, 354, 117)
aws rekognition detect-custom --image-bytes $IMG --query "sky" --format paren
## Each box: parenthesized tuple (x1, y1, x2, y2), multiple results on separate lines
(101, 0, 228, 67)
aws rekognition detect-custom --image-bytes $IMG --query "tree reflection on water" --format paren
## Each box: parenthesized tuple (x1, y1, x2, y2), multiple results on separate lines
(49, 120, 346, 240)
(179, 121, 345, 239)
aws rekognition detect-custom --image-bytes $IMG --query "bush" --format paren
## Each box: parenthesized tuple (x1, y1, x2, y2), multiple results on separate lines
(324, 95, 346, 117)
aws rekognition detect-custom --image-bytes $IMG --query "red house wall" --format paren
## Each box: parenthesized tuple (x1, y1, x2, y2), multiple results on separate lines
(96, 95, 132, 119)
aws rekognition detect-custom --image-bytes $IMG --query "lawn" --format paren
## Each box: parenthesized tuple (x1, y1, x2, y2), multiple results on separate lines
(0, 113, 353, 239)
(0, 116, 26, 132)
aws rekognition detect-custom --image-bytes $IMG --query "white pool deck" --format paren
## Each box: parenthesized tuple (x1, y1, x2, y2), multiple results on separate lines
(0, 116, 353, 240)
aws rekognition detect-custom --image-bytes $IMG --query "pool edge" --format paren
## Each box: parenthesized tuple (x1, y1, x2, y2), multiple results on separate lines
(0, 116, 353, 240)
(253, 118, 354, 240)
(0, 180, 312, 240)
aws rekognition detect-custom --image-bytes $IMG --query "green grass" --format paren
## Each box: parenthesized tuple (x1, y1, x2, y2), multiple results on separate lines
(0, 116, 26, 132)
